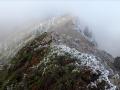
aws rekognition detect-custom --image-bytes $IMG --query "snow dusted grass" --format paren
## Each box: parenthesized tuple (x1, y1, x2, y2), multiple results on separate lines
(0, 15, 89, 64)
(0, 15, 75, 63)
(43, 44, 116, 90)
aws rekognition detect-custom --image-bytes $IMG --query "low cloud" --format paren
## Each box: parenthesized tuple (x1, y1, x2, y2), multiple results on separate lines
(0, 1, 120, 57)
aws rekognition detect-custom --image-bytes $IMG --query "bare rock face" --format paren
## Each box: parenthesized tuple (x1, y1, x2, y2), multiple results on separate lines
(0, 15, 119, 90)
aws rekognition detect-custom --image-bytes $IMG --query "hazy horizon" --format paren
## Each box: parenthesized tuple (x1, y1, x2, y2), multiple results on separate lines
(0, 1, 120, 57)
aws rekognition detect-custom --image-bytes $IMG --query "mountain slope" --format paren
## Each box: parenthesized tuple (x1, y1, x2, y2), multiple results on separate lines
(0, 32, 116, 90)
(0, 15, 119, 90)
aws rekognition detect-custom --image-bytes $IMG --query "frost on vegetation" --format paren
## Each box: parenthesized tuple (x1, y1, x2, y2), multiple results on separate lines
(0, 15, 88, 64)
(0, 15, 76, 63)
(0, 15, 117, 89)
(42, 44, 116, 90)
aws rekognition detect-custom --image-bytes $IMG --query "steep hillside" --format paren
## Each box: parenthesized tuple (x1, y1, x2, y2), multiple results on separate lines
(0, 15, 119, 90)
(0, 32, 116, 90)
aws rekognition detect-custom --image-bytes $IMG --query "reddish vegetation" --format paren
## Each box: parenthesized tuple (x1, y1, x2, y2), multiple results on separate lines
(31, 56, 40, 66)
(32, 84, 39, 90)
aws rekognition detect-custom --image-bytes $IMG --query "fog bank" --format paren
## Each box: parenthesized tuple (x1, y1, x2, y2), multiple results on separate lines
(0, 1, 120, 57)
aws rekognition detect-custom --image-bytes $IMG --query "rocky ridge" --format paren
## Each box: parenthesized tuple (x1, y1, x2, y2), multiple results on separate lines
(0, 15, 119, 90)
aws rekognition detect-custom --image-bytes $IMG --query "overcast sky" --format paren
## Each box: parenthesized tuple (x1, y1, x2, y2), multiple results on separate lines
(0, 1, 120, 57)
